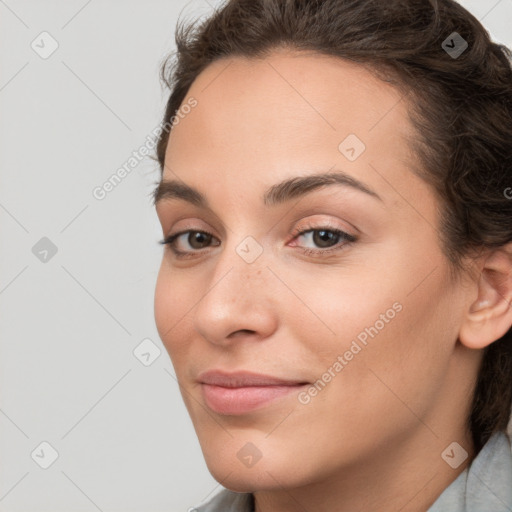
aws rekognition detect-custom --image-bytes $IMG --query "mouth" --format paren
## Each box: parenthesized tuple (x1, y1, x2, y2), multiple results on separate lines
(198, 370, 310, 415)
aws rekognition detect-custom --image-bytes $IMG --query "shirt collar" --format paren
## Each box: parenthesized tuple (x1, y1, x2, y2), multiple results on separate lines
(429, 431, 512, 511)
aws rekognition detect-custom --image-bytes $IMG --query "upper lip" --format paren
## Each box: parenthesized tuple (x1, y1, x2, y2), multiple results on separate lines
(198, 370, 309, 388)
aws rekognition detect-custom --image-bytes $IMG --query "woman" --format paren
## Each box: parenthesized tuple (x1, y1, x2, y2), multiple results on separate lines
(152, 0, 512, 510)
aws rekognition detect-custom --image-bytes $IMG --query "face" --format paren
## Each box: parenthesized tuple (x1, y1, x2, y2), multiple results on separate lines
(154, 50, 475, 492)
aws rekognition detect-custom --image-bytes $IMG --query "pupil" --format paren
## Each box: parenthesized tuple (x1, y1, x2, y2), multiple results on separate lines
(190, 232, 211, 249)
(313, 230, 336, 248)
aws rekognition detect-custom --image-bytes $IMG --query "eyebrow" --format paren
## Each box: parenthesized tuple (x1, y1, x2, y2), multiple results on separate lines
(152, 170, 382, 208)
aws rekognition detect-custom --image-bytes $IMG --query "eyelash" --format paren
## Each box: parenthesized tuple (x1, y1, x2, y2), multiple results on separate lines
(159, 223, 357, 260)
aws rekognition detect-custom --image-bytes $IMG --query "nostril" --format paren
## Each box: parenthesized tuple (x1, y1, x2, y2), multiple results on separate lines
(229, 329, 256, 336)
(224, 329, 258, 340)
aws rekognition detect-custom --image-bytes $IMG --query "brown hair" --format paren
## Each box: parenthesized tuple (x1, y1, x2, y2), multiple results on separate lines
(155, 0, 512, 453)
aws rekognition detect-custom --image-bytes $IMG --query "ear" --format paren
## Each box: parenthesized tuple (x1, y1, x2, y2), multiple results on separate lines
(459, 243, 512, 349)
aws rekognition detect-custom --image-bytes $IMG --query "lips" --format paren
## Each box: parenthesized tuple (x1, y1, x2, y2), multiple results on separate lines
(198, 370, 309, 415)
(198, 370, 308, 387)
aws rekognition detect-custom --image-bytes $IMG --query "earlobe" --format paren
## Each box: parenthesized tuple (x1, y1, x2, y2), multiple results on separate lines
(458, 244, 512, 350)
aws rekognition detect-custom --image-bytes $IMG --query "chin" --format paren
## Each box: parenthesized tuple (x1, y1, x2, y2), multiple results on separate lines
(207, 466, 286, 493)
(201, 443, 315, 493)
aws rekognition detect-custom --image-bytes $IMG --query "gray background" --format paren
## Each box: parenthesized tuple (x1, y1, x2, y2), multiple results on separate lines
(1, 1, 511, 510)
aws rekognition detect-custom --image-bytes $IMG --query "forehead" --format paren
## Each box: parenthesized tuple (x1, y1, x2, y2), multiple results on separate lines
(163, 49, 419, 204)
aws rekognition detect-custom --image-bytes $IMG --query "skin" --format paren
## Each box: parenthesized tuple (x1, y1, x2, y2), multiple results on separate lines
(154, 49, 512, 512)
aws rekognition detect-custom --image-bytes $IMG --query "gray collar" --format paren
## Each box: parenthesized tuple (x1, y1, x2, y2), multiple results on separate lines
(428, 431, 512, 511)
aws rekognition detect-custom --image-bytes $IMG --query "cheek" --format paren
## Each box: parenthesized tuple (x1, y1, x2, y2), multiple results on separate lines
(154, 263, 173, 338)
(340, 271, 456, 417)
(154, 260, 192, 359)
(277, 261, 400, 355)
(287, 244, 455, 396)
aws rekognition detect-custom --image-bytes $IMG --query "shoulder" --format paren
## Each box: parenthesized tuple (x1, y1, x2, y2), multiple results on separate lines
(192, 488, 254, 512)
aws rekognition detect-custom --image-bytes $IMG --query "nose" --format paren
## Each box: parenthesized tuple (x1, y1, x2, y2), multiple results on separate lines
(192, 242, 279, 347)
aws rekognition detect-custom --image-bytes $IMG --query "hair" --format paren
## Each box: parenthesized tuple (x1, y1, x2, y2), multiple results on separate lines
(155, 0, 512, 454)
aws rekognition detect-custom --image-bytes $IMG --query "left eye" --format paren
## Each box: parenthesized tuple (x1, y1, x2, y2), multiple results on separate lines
(291, 228, 356, 254)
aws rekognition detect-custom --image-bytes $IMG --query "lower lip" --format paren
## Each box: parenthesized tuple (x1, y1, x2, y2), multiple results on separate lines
(201, 383, 306, 415)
